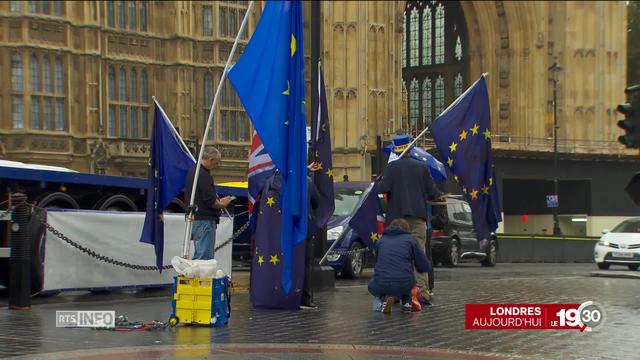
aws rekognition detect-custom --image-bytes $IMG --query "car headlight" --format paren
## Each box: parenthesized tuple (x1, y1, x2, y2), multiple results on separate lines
(326, 253, 341, 262)
(597, 240, 611, 247)
(327, 226, 344, 241)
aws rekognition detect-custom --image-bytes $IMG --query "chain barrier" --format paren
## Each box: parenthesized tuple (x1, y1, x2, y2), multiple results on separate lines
(31, 204, 249, 272)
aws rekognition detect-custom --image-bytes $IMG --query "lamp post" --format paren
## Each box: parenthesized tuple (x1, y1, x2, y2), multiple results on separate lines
(549, 62, 562, 235)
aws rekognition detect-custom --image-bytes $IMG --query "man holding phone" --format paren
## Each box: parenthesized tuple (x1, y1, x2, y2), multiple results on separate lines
(184, 147, 233, 260)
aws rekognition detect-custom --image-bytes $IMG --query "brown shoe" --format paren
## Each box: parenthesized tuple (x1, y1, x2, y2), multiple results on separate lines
(382, 296, 394, 314)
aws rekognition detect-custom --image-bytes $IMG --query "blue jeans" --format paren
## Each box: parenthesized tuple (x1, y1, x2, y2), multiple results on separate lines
(192, 220, 217, 260)
(368, 277, 414, 305)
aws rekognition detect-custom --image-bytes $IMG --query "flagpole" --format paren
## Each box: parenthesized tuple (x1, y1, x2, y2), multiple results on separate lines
(182, 0, 255, 258)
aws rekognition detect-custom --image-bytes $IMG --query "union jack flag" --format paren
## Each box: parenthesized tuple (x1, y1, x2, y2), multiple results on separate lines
(248, 130, 276, 226)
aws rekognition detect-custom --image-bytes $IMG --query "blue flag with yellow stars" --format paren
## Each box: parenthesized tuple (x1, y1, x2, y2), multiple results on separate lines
(228, 0, 308, 294)
(250, 173, 305, 309)
(430, 75, 502, 242)
(348, 184, 383, 249)
(310, 65, 335, 229)
(140, 99, 196, 270)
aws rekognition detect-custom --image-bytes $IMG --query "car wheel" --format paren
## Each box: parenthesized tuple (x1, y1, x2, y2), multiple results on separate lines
(480, 240, 497, 267)
(342, 242, 364, 279)
(628, 264, 639, 271)
(443, 239, 460, 267)
(597, 262, 610, 270)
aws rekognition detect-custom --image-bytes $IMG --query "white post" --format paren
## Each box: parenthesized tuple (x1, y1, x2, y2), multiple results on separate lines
(182, 0, 255, 258)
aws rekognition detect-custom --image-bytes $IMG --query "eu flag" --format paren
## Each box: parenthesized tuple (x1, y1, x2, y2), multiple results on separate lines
(310, 65, 335, 229)
(140, 99, 196, 270)
(228, 0, 307, 294)
(430, 75, 502, 241)
(348, 184, 383, 249)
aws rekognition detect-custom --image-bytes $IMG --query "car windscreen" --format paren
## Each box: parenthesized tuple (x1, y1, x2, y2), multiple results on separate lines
(333, 188, 365, 216)
(611, 220, 640, 233)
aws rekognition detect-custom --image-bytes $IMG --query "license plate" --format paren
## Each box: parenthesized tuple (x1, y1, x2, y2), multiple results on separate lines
(612, 252, 633, 258)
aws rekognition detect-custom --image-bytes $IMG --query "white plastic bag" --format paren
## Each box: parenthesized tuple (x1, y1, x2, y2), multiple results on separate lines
(171, 256, 218, 278)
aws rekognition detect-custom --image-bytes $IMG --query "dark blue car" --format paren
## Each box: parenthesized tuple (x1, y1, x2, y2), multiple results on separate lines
(325, 181, 386, 278)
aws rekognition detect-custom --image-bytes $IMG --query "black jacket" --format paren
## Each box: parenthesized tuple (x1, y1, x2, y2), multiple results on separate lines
(184, 165, 221, 222)
(374, 156, 442, 222)
(373, 227, 432, 283)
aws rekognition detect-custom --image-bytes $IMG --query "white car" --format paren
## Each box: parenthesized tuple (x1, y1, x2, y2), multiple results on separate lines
(594, 218, 640, 271)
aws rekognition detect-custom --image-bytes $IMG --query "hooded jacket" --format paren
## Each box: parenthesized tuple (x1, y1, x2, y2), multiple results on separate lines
(372, 227, 432, 283)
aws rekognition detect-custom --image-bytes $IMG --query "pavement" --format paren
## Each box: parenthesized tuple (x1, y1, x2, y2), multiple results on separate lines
(1, 263, 639, 360)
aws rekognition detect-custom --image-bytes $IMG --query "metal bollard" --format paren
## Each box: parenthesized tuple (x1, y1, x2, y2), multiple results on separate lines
(9, 193, 31, 310)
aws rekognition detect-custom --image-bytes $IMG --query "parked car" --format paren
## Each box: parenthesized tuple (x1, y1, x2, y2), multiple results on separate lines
(430, 195, 498, 267)
(325, 181, 385, 279)
(593, 218, 640, 271)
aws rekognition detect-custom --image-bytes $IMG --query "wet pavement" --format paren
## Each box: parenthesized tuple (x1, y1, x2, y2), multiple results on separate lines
(1, 263, 639, 360)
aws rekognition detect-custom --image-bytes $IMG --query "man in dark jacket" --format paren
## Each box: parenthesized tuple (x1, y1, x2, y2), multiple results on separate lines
(184, 147, 232, 260)
(368, 218, 431, 314)
(374, 134, 444, 303)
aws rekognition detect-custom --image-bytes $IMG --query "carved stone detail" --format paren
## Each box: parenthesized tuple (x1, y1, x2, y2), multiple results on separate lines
(30, 138, 68, 152)
(217, 145, 249, 160)
(91, 139, 110, 174)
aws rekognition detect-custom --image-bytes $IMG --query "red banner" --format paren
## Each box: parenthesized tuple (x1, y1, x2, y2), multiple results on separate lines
(465, 304, 587, 331)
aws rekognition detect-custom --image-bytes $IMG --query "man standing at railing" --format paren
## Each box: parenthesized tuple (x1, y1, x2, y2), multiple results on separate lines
(184, 147, 233, 260)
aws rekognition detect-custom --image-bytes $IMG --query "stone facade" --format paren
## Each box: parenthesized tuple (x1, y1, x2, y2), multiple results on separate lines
(0, 1, 631, 182)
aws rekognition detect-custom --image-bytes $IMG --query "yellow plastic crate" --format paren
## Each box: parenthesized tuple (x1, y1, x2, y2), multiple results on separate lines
(170, 277, 215, 326)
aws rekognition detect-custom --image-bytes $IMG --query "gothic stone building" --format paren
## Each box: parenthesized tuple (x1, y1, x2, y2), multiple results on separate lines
(0, 1, 636, 234)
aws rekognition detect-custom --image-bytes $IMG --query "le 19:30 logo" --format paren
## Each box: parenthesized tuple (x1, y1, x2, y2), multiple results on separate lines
(554, 301, 605, 332)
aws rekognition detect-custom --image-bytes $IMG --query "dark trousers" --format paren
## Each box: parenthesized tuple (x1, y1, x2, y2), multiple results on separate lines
(368, 277, 414, 305)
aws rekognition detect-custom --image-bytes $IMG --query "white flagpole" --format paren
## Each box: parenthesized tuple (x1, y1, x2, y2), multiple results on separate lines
(182, 0, 255, 258)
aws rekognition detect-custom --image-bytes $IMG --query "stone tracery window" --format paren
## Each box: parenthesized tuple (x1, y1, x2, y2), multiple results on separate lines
(409, 9, 419, 67)
(402, 1, 468, 131)
(409, 78, 419, 128)
(108, 65, 150, 139)
(29, 54, 66, 131)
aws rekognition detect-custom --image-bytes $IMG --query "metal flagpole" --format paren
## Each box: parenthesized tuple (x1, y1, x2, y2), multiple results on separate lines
(182, 0, 255, 258)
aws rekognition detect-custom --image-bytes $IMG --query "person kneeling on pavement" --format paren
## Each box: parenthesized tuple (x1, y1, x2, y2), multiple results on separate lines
(368, 218, 432, 314)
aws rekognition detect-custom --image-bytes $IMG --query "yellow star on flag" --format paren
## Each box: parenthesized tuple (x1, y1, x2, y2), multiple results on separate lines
(470, 189, 479, 200)
(290, 34, 297, 57)
(462, 187, 468, 194)
(257, 255, 264, 266)
(459, 129, 468, 141)
(282, 81, 290, 96)
(370, 232, 379, 242)
(315, 150, 320, 158)
(489, 177, 494, 186)
(483, 128, 491, 139)
(482, 185, 490, 194)
(317, 162, 323, 170)
(454, 175, 459, 183)
(447, 157, 454, 167)
(269, 254, 280, 265)
(470, 124, 480, 135)
(266, 196, 275, 207)
(449, 141, 458, 153)
(326, 168, 333, 178)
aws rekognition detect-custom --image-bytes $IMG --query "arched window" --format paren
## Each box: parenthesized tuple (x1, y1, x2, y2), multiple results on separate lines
(55, 99, 64, 131)
(30, 55, 39, 92)
(28, 1, 37, 13)
(203, 73, 213, 139)
(11, 54, 23, 92)
(130, 69, 137, 102)
(10, 1, 20, 12)
(108, 66, 116, 100)
(422, 9, 432, 65)
(435, 3, 445, 64)
(109, 106, 116, 136)
(409, 9, 419, 67)
(53, 1, 64, 16)
(13, 97, 24, 129)
(401, 13, 406, 69)
(120, 107, 127, 137)
(409, 78, 419, 128)
(118, 1, 126, 28)
(141, 70, 148, 101)
(43, 98, 52, 130)
(128, 1, 136, 30)
(31, 96, 40, 129)
(130, 107, 138, 138)
(55, 57, 64, 94)
(422, 78, 432, 125)
(435, 75, 445, 116)
(402, 1, 468, 130)
(140, 2, 148, 31)
(107, 1, 115, 27)
(43, 57, 52, 93)
(119, 67, 126, 101)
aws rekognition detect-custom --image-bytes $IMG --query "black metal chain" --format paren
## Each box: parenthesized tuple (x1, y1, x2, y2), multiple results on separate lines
(38, 209, 249, 271)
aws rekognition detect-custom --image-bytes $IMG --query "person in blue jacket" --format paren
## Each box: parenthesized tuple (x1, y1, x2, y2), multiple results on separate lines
(368, 218, 432, 314)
